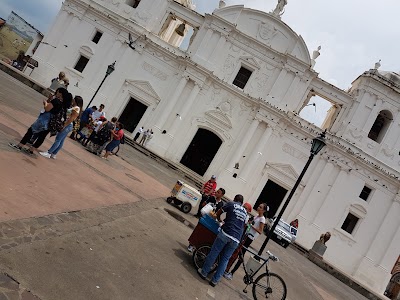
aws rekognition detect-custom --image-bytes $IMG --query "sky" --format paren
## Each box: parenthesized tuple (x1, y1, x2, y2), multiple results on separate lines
(1, 0, 399, 125)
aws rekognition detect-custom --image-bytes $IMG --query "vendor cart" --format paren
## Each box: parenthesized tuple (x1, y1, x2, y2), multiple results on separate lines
(189, 214, 220, 271)
(166, 180, 201, 213)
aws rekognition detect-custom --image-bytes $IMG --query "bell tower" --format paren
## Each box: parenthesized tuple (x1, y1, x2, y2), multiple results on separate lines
(338, 62, 400, 167)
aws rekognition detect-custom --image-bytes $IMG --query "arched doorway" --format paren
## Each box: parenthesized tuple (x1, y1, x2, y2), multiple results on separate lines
(385, 272, 400, 300)
(119, 97, 148, 133)
(180, 128, 222, 176)
(254, 180, 288, 218)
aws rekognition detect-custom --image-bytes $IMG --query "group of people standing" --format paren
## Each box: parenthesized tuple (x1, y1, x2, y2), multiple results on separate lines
(134, 126, 154, 147)
(9, 73, 124, 161)
(69, 104, 125, 160)
(9, 87, 80, 159)
(192, 176, 269, 287)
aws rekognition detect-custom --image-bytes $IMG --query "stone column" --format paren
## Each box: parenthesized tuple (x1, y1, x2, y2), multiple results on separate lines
(299, 162, 335, 221)
(288, 157, 326, 220)
(365, 194, 400, 264)
(282, 76, 300, 103)
(168, 82, 201, 138)
(392, 112, 400, 149)
(154, 76, 187, 131)
(312, 168, 346, 223)
(239, 125, 273, 181)
(268, 68, 287, 99)
(362, 97, 382, 133)
(226, 118, 260, 170)
(50, 14, 82, 63)
(208, 34, 226, 69)
(36, 9, 70, 61)
(198, 28, 214, 57)
(345, 89, 366, 124)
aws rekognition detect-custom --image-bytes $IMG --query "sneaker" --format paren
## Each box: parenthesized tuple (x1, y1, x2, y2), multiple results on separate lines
(22, 148, 35, 156)
(8, 143, 22, 151)
(223, 272, 233, 280)
(39, 152, 51, 158)
(50, 154, 56, 159)
(209, 281, 217, 287)
(197, 268, 207, 280)
(187, 245, 195, 253)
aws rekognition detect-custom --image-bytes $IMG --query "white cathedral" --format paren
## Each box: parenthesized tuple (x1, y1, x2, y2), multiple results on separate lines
(27, 0, 400, 297)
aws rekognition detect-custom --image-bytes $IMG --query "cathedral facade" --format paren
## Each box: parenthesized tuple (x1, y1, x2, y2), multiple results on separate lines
(28, 0, 400, 296)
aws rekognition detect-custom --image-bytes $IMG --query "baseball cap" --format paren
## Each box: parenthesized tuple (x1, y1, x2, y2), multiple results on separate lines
(243, 203, 252, 213)
(211, 175, 216, 179)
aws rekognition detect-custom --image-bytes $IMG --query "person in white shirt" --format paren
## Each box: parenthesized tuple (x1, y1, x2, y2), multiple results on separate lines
(144, 129, 153, 147)
(139, 129, 150, 146)
(84, 116, 106, 147)
(91, 104, 105, 120)
(223, 202, 269, 280)
(134, 126, 144, 142)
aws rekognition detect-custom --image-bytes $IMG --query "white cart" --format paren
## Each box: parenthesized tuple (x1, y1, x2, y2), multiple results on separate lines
(166, 180, 202, 214)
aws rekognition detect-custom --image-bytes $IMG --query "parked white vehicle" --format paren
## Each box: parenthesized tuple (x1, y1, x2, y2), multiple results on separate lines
(264, 217, 297, 248)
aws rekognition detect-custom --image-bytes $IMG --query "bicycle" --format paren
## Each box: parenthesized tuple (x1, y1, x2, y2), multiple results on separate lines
(238, 246, 287, 300)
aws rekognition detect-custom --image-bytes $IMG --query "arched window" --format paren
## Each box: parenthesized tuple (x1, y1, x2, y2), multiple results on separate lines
(368, 110, 392, 143)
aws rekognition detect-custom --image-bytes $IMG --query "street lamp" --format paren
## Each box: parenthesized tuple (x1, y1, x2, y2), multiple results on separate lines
(85, 61, 116, 109)
(258, 131, 326, 255)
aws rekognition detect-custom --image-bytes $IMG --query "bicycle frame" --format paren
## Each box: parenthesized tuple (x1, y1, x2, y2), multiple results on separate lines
(239, 246, 270, 284)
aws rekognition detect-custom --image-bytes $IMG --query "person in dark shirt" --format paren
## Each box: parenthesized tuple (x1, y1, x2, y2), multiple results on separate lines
(195, 188, 225, 217)
(76, 106, 97, 142)
(8, 88, 70, 154)
(198, 194, 248, 287)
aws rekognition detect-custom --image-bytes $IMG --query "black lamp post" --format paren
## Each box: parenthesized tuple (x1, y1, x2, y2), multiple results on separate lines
(258, 131, 326, 256)
(85, 61, 116, 109)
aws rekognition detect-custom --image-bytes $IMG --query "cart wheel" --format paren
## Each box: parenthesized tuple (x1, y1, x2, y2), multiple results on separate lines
(193, 245, 219, 272)
(181, 202, 192, 214)
(166, 197, 174, 204)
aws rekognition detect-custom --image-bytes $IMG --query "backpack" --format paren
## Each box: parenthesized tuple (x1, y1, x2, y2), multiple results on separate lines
(48, 108, 65, 136)
(120, 134, 125, 144)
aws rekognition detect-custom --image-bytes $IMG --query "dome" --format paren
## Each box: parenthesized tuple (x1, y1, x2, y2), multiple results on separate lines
(213, 5, 311, 65)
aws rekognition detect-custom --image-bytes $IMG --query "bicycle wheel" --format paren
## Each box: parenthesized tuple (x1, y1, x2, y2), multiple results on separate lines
(192, 245, 219, 272)
(252, 272, 287, 300)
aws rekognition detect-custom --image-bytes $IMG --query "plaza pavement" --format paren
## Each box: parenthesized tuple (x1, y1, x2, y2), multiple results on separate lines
(0, 70, 371, 299)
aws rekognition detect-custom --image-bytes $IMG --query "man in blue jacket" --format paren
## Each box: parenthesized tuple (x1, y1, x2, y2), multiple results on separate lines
(198, 194, 247, 287)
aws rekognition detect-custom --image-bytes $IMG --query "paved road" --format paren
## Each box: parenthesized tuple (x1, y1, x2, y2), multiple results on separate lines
(0, 70, 369, 299)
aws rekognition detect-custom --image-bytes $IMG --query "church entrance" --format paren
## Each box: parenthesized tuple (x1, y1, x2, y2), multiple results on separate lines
(118, 97, 147, 133)
(385, 272, 400, 300)
(254, 180, 288, 218)
(180, 128, 222, 176)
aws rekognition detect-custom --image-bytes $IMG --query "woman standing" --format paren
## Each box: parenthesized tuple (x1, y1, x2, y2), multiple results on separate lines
(223, 203, 268, 280)
(39, 96, 83, 159)
(102, 122, 124, 160)
(8, 88, 69, 154)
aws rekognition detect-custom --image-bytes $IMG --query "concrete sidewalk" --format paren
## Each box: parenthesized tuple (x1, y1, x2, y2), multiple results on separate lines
(0, 198, 369, 300)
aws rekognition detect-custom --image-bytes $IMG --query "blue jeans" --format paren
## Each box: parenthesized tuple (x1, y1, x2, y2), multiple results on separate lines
(201, 231, 239, 284)
(48, 123, 73, 155)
